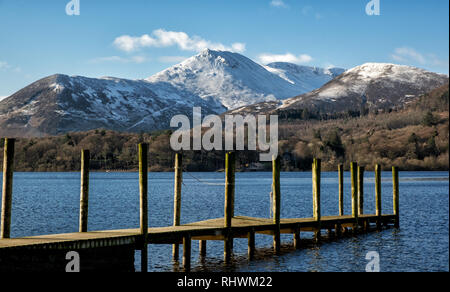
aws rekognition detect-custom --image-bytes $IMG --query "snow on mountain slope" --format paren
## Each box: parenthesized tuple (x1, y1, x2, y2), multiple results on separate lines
(0, 74, 218, 137)
(146, 49, 342, 110)
(229, 63, 449, 115)
(263, 62, 345, 93)
(4, 49, 444, 138)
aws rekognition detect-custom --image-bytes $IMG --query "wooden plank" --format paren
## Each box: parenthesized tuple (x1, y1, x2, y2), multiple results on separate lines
(192, 235, 224, 241)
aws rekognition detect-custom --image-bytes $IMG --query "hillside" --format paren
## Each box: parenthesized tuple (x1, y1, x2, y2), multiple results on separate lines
(0, 74, 219, 137)
(230, 63, 449, 117)
(1, 84, 448, 172)
(0, 49, 343, 137)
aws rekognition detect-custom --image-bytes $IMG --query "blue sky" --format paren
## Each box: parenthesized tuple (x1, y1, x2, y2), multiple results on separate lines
(0, 0, 448, 97)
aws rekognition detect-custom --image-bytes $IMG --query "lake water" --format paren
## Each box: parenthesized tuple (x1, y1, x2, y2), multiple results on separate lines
(2, 171, 449, 272)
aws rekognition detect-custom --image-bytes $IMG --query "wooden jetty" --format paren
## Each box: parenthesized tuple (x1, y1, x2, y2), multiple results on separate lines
(0, 139, 400, 272)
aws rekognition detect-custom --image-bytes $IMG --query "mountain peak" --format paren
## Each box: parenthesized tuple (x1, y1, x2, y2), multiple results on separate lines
(146, 50, 340, 110)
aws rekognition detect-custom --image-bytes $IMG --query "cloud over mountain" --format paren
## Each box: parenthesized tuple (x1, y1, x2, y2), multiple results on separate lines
(113, 29, 246, 53)
(258, 53, 313, 65)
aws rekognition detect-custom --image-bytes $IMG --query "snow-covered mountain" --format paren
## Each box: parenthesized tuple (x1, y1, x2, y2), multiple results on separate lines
(229, 63, 449, 115)
(0, 74, 219, 137)
(1, 50, 447, 137)
(0, 49, 344, 136)
(146, 49, 344, 110)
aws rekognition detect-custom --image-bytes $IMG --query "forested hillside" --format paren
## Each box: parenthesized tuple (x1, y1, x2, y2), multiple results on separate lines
(1, 84, 448, 172)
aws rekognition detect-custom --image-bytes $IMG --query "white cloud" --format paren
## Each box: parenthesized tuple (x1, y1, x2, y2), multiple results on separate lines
(89, 55, 149, 64)
(258, 53, 313, 64)
(391, 47, 426, 64)
(391, 47, 448, 69)
(0, 61, 10, 70)
(113, 29, 246, 53)
(158, 56, 188, 63)
(0, 61, 21, 73)
(270, 0, 287, 8)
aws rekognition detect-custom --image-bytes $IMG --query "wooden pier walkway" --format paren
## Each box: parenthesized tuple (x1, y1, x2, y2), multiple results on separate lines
(0, 215, 396, 250)
(0, 139, 400, 272)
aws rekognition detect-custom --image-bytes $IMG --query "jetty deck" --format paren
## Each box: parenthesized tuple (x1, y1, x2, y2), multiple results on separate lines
(0, 214, 396, 250)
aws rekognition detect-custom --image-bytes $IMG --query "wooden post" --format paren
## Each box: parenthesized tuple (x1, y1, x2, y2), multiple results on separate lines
(294, 227, 301, 249)
(350, 162, 358, 231)
(199, 240, 207, 258)
(224, 152, 235, 228)
(248, 228, 255, 260)
(183, 234, 191, 272)
(392, 166, 400, 228)
(338, 164, 344, 216)
(375, 164, 382, 230)
(313, 159, 321, 221)
(313, 159, 321, 242)
(358, 166, 365, 216)
(335, 223, 342, 237)
(139, 143, 149, 272)
(172, 153, 182, 260)
(231, 155, 236, 219)
(79, 150, 90, 233)
(224, 152, 235, 262)
(272, 155, 281, 254)
(1, 138, 15, 239)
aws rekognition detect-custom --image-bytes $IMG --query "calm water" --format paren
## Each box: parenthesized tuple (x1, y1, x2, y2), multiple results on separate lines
(2, 171, 448, 272)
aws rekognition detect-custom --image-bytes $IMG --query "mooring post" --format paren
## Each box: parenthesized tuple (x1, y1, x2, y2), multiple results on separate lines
(248, 228, 255, 260)
(224, 152, 235, 263)
(1, 138, 15, 239)
(172, 153, 183, 260)
(335, 223, 342, 237)
(338, 164, 344, 216)
(199, 240, 207, 258)
(358, 166, 365, 217)
(183, 234, 191, 272)
(272, 155, 281, 254)
(313, 158, 321, 242)
(350, 162, 358, 232)
(294, 226, 301, 249)
(79, 150, 90, 233)
(139, 143, 149, 272)
(392, 166, 400, 228)
(375, 164, 382, 230)
(230, 153, 236, 251)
